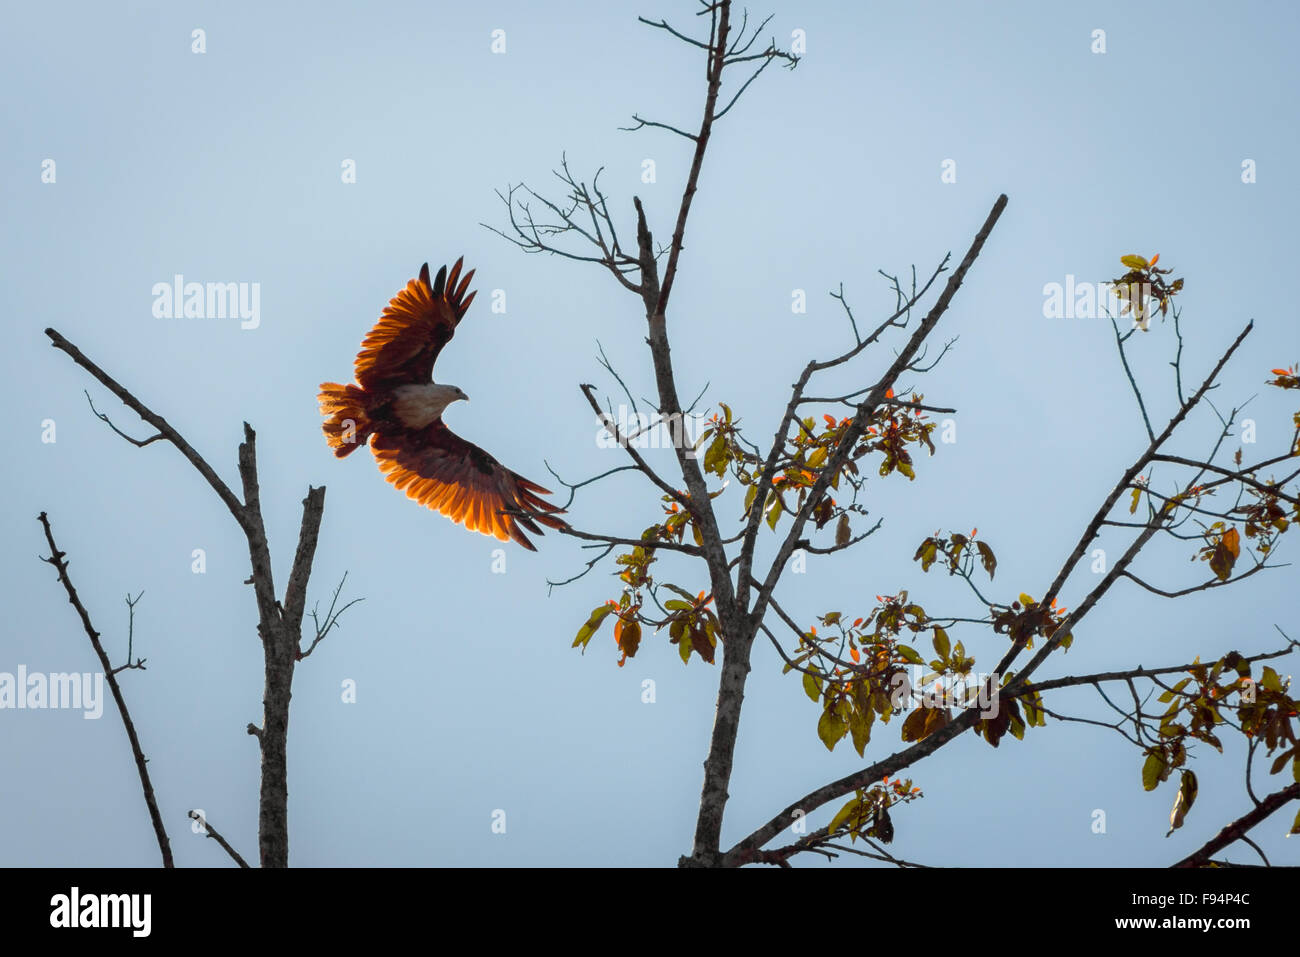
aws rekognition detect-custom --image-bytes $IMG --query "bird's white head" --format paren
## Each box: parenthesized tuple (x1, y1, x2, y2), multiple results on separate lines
(391, 382, 468, 429)
(436, 383, 469, 404)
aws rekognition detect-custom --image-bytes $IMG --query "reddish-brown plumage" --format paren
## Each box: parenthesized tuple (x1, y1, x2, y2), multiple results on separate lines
(318, 259, 565, 549)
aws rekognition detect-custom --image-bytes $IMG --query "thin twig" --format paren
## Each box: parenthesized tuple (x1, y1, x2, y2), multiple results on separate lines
(188, 810, 251, 868)
(38, 512, 173, 868)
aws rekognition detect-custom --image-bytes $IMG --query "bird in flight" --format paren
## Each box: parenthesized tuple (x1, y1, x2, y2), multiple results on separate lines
(318, 259, 566, 549)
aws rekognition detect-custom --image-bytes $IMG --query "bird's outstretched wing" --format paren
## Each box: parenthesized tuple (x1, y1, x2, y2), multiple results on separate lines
(371, 422, 566, 551)
(353, 259, 477, 390)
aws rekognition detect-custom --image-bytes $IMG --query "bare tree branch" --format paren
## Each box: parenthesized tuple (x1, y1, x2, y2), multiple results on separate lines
(188, 810, 251, 868)
(38, 512, 173, 868)
(300, 572, 364, 661)
(46, 329, 248, 526)
(1171, 783, 1300, 867)
(45, 330, 336, 868)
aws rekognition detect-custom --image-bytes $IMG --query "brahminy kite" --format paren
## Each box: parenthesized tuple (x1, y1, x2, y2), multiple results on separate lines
(318, 259, 565, 549)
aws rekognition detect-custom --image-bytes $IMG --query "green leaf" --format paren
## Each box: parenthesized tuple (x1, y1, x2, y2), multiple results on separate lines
(802, 670, 823, 703)
(704, 434, 727, 477)
(1141, 752, 1164, 792)
(573, 604, 614, 650)
(897, 644, 924, 666)
(917, 540, 938, 572)
(766, 496, 783, 531)
(848, 707, 872, 757)
(1009, 712, 1025, 741)
(976, 541, 997, 579)
(781, 649, 812, 675)
(661, 583, 697, 603)
(1121, 254, 1149, 269)
(1269, 750, 1293, 776)
(828, 795, 864, 837)
(1027, 690, 1047, 727)
(818, 708, 847, 751)
(932, 626, 951, 662)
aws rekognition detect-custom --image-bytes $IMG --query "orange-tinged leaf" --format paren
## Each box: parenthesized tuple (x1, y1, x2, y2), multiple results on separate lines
(902, 707, 936, 741)
(1209, 527, 1241, 581)
(619, 620, 642, 657)
(1148, 253, 1160, 266)
(885, 388, 895, 398)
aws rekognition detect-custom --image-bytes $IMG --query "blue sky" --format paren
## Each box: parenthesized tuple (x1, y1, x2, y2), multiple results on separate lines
(2, 1, 1298, 867)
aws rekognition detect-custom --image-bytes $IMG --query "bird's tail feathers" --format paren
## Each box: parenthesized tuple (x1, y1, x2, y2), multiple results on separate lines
(318, 382, 372, 457)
